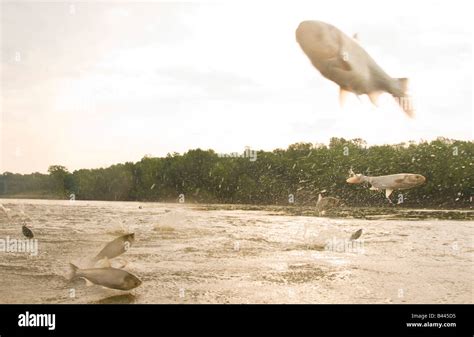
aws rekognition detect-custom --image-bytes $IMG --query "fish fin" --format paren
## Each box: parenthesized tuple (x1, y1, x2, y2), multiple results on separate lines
(102, 256, 110, 267)
(339, 87, 352, 107)
(95, 257, 111, 268)
(327, 55, 352, 72)
(394, 78, 415, 118)
(115, 259, 128, 269)
(84, 278, 95, 287)
(385, 189, 393, 199)
(68, 263, 79, 281)
(340, 57, 352, 71)
(397, 78, 409, 93)
(368, 91, 382, 107)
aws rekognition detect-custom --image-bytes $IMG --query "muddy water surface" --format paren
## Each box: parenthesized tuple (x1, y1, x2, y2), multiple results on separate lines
(0, 199, 472, 304)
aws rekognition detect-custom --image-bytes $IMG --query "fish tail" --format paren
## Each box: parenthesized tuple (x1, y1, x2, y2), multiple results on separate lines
(94, 257, 111, 268)
(68, 263, 79, 281)
(392, 78, 415, 118)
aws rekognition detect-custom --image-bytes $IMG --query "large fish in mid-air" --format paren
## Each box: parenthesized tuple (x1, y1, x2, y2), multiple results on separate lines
(296, 20, 414, 117)
(346, 170, 426, 202)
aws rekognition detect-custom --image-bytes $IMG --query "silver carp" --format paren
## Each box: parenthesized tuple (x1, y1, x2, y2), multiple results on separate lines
(296, 20, 414, 117)
(346, 171, 426, 201)
(349, 229, 363, 241)
(69, 264, 142, 291)
(316, 193, 342, 214)
(93, 233, 135, 262)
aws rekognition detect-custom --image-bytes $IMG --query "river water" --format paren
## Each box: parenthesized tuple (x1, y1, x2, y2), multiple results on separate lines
(0, 199, 472, 304)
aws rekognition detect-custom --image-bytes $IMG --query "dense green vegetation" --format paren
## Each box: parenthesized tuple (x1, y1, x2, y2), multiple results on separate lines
(1, 138, 472, 208)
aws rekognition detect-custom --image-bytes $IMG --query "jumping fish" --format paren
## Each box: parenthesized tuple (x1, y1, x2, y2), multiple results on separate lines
(296, 20, 414, 117)
(346, 170, 426, 202)
(93, 233, 135, 262)
(22, 224, 34, 239)
(316, 193, 342, 214)
(68, 264, 142, 291)
(0, 204, 11, 219)
(349, 229, 363, 241)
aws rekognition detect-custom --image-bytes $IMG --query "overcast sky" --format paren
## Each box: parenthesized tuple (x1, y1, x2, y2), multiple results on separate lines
(1, 0, 472, 173)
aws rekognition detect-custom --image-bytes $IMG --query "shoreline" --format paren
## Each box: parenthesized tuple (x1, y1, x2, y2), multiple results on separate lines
(1, 198, 473, 221)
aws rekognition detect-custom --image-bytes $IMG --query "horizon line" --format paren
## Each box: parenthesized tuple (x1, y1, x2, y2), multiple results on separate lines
(1, 136, 472, 175)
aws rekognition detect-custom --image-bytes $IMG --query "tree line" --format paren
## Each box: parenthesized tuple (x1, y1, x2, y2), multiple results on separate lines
(1, 138, 472, 208)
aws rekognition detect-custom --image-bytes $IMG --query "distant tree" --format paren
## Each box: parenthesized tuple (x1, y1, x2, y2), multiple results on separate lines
(48, 165, 70, 197)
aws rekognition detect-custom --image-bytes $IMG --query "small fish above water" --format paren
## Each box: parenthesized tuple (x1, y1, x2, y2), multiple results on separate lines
(22, 224, 34, 239)
(316, 193, 342, 214)
(93, 233, 135, 262)
(68, 264, 142, 291)
(0, 204, 12, 219)
(0, 203, 9, 212)
(349, 229, 363, 241)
